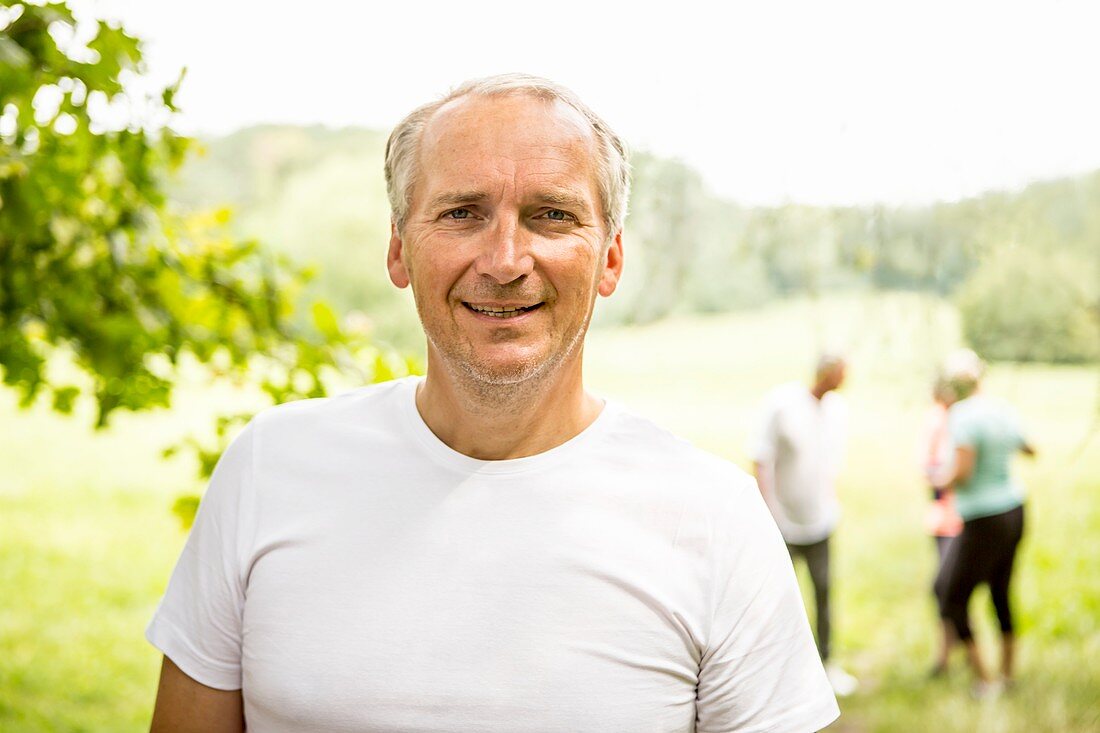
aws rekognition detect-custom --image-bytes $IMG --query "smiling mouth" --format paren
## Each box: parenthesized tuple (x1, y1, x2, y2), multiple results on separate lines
(463, 302, 544, 318)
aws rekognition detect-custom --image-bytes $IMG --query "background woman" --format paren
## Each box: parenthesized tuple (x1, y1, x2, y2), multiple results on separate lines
(934, 349, 1036, 695)
(921, 376, 963, 675)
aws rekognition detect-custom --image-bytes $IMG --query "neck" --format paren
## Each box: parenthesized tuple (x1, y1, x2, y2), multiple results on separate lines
(415, 349, 603, 460)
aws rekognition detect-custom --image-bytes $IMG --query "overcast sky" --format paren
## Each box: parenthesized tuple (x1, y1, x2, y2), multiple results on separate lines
(83, 0, 1100, 207)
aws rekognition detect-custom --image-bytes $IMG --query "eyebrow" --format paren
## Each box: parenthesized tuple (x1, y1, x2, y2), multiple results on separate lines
(535, 189, 592, 212)
(427, 190, 491, 211)
(425, 188, 594, 213)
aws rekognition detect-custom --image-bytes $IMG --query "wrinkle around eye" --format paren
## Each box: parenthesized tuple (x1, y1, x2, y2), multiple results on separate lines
(534, 208, 579, 224)
(438, 207, 482, 223)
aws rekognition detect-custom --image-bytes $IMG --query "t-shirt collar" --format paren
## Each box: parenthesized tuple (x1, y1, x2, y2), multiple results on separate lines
(396, 376, 616, 476)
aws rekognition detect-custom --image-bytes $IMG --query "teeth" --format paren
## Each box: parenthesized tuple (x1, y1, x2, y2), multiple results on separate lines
(475, 305, 520, 313)
(467, 304, 535, 317)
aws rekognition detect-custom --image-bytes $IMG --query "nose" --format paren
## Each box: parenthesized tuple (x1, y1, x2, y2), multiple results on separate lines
(474, 217, 534, 284)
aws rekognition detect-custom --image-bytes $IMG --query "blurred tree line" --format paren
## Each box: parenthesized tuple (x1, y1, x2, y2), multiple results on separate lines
(177, 128, 1099, 364)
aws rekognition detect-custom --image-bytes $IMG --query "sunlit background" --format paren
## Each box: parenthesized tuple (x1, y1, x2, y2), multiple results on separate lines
(2, 1, 1098, 730)
(95, 0, 1100, 205)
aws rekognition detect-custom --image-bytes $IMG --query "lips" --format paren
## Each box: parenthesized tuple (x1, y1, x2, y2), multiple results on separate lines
(463, 302, 544, 318)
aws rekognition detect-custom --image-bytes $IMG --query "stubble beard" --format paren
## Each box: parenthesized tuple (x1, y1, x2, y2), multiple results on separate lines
(423, 296, 596, 406)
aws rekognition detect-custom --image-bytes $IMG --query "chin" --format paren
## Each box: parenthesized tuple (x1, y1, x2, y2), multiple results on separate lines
(457, 354, 550, 386)
(429, 328, 587, 389)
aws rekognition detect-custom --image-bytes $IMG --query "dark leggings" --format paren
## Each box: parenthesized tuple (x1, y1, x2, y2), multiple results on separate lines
(936, 505, 1024, 641)
(934, 535, 954, 565)
(787, 537, 831, 661)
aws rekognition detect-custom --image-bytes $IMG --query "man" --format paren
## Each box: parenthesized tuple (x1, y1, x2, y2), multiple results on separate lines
(750, 354, 857, 696)
(147, 74, 839, 732)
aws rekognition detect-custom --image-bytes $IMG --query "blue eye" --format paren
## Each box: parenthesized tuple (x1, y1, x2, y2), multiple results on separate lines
(446, 208, 471, 220)
(546, 209, 571, 221)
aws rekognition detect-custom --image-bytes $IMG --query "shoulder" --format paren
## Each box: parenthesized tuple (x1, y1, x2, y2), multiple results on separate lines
(966, 395, 1023, 434)
(822, 390, 848, 413)
(600, 411, 784, 566)
(758, 382, 803, 415)
(602, 404, 759, 503)
(948, 395, 984, 436)
(249, 377, 414, 445)
(770, 381, 804, 401)
(950, 394, 993, 421)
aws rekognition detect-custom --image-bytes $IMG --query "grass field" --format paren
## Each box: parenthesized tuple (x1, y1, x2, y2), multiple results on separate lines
(2, 292, 1098, 731)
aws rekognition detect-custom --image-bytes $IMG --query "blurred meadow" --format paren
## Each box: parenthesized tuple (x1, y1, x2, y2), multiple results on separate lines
(3, 1, 1100, 731)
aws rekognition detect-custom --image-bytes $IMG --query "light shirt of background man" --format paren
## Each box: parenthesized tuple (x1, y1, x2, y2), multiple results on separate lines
(750, 382, 848, 544)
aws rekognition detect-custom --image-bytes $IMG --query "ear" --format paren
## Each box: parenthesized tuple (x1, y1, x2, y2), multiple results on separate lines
(387, 220, 410, 288)
(597, 230, 624, 297)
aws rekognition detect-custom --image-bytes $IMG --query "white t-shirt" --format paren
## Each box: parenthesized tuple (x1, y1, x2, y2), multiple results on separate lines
(147, 377, 838, 732)
(749, 383, 847, 545)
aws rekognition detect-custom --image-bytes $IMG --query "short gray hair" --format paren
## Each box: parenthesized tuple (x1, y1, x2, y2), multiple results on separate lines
(384, 73, 631, 237)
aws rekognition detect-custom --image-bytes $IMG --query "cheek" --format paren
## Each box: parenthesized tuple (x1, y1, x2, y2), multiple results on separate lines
(539, 241, 602, 281)
(407, 243, 468, 294)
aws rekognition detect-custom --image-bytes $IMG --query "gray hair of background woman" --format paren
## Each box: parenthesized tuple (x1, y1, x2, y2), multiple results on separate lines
(384, 73, 631, 238)
(942, 348, 985, 401)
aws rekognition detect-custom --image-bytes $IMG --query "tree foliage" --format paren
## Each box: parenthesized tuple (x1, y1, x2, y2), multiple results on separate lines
(0, 3, 409, 467)
(170, 125, 422, 349)
(957, 246, 1098, 364)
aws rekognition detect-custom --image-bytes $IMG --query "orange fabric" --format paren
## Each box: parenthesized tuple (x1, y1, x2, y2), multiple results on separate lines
(925, 492, 963, 537)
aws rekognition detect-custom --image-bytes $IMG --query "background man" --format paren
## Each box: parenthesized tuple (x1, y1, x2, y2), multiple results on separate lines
(147, 74, 839, 732)
(751, 353, 858, 696)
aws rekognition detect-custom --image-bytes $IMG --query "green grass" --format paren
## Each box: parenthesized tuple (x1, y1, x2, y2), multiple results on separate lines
(2, 292, 1098, 731)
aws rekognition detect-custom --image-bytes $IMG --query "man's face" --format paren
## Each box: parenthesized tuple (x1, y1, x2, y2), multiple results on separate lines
(387, 94, 623, 385)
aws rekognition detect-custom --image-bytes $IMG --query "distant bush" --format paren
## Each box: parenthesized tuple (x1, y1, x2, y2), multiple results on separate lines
(956, 248, 1098, 363)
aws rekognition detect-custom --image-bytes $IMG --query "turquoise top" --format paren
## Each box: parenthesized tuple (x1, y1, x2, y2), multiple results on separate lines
(949, 394, 1027, 521)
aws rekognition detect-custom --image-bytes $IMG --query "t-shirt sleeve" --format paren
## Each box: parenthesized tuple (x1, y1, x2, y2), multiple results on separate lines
(145, 422, 256, 690)
(828, 396, 849, 476)
(696, 481, 839, 732)
(948, 406, 978, 449)
(748, 396, 780, 464)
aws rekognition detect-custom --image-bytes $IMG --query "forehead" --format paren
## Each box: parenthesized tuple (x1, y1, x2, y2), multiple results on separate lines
(414, 94, 600, 204)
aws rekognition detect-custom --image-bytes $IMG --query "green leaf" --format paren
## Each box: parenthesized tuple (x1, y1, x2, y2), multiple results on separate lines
(311, 301, 341, 340)
(171, 494, 200, 529)
(51, 386, 80, 413)
(373, 353, 394, 382)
